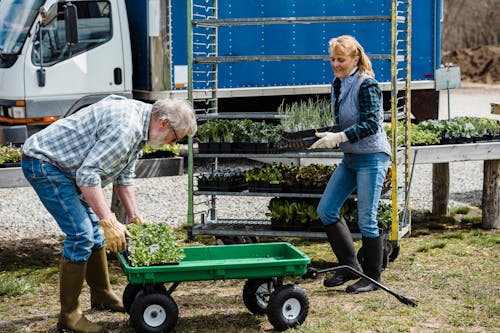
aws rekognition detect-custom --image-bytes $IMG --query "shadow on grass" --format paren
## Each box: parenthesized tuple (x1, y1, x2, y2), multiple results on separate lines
(176, 312, 262, 332)
(0, 237, 62, 271)
(410, 209, 483, 236)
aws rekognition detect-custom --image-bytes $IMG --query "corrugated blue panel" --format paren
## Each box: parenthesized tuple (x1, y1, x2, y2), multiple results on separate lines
(169, 0, 438, 90)
(171, 0, 188, 90)
(124, 0, 150, 91)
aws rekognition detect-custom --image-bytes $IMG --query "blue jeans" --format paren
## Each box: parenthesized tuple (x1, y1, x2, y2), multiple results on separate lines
(21, 156, 104, 262)
(317, 152, 390, 238)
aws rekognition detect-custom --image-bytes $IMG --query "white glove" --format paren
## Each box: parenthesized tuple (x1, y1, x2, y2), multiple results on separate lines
(310, 132, 346, 149)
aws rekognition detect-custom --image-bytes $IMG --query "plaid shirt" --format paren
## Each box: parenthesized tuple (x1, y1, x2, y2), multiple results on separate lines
(23, 95, 151, 187)
(333, 76, 382, 142)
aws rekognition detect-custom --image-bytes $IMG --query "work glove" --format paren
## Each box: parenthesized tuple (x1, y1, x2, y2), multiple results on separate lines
(128, 216, 145, 225)
(99, 213, 130, 253)
(310, 131, 346, 149)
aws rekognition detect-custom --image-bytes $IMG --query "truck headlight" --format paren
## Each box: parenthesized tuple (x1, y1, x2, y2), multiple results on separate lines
(7, 106, 26, 118)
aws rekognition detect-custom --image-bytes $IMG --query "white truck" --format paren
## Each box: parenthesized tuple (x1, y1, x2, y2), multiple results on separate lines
(0, 0, 443, 145)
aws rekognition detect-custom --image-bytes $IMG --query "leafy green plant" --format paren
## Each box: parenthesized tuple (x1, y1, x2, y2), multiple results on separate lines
(278, 97, 334, 132)
(0, 145, 22, 166)
(141, 143, 180, 157)
(266, 198, 320, 224)
(126, 223, 185, 266)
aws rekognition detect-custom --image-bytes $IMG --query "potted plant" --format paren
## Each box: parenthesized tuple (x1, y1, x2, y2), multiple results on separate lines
(0, 145, 22, 168)
(126, 223, 185, 266)
(141, 143, 179, 159)
(278, 97, 335, 149)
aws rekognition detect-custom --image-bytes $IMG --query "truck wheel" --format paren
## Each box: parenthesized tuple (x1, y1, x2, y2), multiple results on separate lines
(267, 284, 309, 332)
(242, 278, 274, 314)
(123, 283, 167, 314)
(129, 293, 178, 333)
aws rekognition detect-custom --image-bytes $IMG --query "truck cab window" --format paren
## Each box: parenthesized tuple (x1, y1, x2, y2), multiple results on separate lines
(32, 1, 112, 66)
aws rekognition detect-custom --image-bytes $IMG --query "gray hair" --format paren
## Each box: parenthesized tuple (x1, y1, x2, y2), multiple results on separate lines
(152, 98, 197, 136)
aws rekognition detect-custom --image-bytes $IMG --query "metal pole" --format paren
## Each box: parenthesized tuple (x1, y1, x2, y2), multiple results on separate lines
(187, 0, 194, 234)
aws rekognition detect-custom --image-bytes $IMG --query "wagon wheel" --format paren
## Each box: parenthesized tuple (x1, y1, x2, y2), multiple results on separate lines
(266, 284, 309, 332)
(388, 243, 400, 262)
(242, 278, 274, 315)
(129, 293, 178, 333)
(215, 236, 258, 245)
(123, 283, 167, 314)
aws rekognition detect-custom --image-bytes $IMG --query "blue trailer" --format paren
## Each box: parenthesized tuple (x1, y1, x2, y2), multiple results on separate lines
(125, 0, 442, 121)
(0, 0, 441, 144)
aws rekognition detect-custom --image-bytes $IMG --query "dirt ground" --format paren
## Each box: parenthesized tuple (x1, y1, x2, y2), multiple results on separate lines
(442, 45, 500, 84)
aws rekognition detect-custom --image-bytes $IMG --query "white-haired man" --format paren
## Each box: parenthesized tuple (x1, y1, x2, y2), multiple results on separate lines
(21, 95, 197, 333)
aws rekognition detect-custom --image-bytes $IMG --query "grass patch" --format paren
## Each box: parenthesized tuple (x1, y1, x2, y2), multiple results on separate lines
(0, 219, 499, 333)
(0, 273, 37, 296)
(451, 206, 470, 215)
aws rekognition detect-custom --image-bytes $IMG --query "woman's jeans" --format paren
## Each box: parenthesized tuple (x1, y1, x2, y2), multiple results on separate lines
(317, 152, 390, 238)
(21, 156, 104, 262)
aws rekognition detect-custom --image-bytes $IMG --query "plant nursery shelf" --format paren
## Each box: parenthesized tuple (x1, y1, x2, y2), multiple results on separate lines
(0, 157, 183, 189)
(195, 191, 323, 198)
(192, 221, 330, 239)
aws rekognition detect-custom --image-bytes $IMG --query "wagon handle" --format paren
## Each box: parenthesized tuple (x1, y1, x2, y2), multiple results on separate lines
(297, 265, 418, 307)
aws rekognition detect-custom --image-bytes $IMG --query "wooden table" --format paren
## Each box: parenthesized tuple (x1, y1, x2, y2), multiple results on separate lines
(412, 142, 500, 229)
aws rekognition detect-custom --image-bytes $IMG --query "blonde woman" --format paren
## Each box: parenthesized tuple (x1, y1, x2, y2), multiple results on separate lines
(311, 35, 391, 293)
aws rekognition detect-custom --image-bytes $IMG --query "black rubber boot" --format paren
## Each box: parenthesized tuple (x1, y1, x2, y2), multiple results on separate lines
(323, 220, 362, 287)
(346, 236, 383, 293)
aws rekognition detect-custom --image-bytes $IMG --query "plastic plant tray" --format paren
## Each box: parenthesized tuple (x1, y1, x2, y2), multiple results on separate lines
(118, 242, 310, 285)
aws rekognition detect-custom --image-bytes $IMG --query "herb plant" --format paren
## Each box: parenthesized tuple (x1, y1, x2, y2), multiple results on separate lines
(126, 223, 185, 266)
(0, 145, 22, 166)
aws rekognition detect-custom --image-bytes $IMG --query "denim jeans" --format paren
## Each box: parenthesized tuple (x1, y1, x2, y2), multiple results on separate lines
(21, 156, 104, 262)
(317, 152, 390, 238)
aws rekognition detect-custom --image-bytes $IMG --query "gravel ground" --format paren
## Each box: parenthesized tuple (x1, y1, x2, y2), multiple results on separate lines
(0, 158, 486, 238)
(0, 84, 497, 237)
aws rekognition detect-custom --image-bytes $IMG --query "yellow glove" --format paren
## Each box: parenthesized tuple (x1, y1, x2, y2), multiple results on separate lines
(128, 216, 145, 225)
(99, 213, 130, 253)
(310, 132, 346, 149)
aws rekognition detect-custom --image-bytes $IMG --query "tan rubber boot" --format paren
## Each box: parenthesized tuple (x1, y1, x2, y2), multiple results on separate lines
(86, 246, 125, 312)
(58, 259, 102, 333)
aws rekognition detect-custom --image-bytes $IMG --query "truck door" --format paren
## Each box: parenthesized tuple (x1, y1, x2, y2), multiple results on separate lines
(24, 1, 127, 118)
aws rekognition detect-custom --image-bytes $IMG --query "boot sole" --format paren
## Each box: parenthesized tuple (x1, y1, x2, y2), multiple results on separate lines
(346, 284, 379, 294)
(323, 276, 359, 287)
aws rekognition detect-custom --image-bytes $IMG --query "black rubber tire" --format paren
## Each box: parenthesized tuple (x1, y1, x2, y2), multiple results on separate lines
(129, 293, 178, 333)
(266, 284, 309, 332)
(123, 283, 167, 314)
(388, 244, 400, 262)
(216, 236, 258, 245)
(242, 278, 274, 315)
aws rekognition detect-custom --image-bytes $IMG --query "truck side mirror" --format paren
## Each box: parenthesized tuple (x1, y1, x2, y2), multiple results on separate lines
(64, 3, 79, 45)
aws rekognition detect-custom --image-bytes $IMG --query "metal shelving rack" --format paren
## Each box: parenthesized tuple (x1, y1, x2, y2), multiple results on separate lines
(187, 1, 412, 252)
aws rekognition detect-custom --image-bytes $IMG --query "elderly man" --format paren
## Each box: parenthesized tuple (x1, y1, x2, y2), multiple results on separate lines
(21, 95, 197, 333)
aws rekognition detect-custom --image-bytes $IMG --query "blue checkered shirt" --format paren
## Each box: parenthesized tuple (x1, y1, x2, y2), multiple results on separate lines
(23, 95, 152, 187)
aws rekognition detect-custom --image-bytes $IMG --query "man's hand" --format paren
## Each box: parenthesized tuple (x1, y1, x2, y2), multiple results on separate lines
(128, 216, 145, 225)
(310, 132, 346, 149)
(99, 213, 130, 253)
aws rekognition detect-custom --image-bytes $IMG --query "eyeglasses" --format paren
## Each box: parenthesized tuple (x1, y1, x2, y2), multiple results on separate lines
(170, 126, 180, 144)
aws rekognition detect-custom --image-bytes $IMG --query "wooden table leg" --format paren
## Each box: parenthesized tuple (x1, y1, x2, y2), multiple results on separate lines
(432, 162, 450, 216)
(482, 159, 499, 229)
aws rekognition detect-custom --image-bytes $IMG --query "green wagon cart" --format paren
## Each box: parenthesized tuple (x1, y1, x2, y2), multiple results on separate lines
(118, 242, 311, 332)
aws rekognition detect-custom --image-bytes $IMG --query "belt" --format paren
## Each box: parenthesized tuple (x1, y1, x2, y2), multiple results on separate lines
(21, 153, 28, 161)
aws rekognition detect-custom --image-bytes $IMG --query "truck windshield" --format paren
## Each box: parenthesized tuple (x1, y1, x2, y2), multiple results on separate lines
(0, 0, 45, 55)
